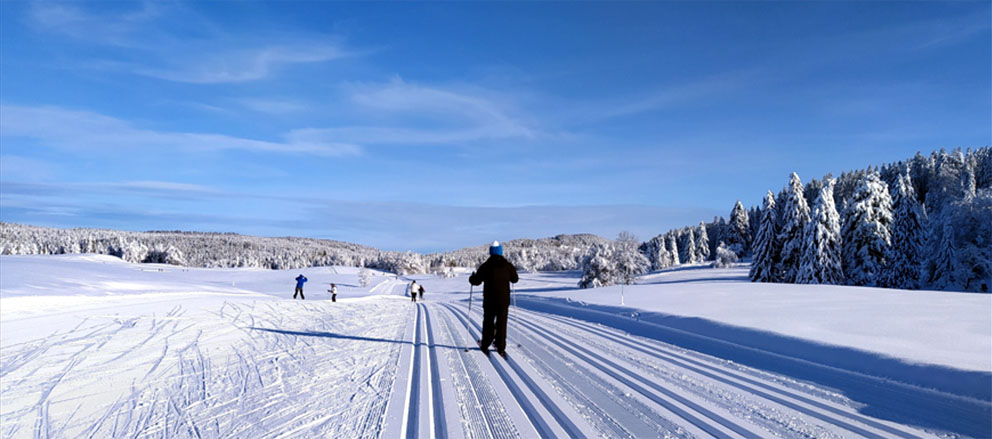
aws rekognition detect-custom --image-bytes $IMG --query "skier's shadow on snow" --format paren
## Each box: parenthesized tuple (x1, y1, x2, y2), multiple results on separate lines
(250, 327, 472, 351)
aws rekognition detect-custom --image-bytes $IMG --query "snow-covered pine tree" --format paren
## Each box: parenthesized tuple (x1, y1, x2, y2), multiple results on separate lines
(749, 191, 779, 283)
(841, 173, 893, 287)
(667, 233, 680, 266)
(923, 149, 968, 286)
(947, 191, 992, 292)
(726, 200, 751, 257)
(695, 221, 711, 262)
(777, 173, 811, 283)
(638, 235, 665, 270)
(797, 179, 844, 284)
(881, 172, 926, 289)
(748, 207, 761, 245)
(682, 228, 698, 264)
(927, 220, 957, 290)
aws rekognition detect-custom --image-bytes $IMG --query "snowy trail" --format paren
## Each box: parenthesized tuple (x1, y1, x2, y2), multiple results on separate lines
(449, 302, 940, 439)
(1, 257, 982, 438)
(0, 297, 952, 439)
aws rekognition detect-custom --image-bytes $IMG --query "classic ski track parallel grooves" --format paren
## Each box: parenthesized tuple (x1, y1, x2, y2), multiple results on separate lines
(536, 310, 934, 439)
(440, 304, 564, 439)
(405, 304, 423, 439)
(443, 302, 695, 439)
(435, 304, 497, 439)
(421, 304, 449, 439)
(456, 303, 749, 439)
(435, 305, 521, 439)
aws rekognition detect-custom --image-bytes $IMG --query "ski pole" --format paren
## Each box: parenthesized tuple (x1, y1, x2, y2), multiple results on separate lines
(464, 284, 474, 351)
(511, 284, 521, 347)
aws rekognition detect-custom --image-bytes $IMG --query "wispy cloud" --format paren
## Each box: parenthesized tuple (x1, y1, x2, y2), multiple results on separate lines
(132, 45, 347, 84)
(26, 1, 351, 84)
(0, 105, 361, 156)
(298, 78, 543, 146)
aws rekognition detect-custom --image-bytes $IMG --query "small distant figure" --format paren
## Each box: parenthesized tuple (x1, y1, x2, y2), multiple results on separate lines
(418, 284, 425, 300)
(294, 274, 308, 300)
(328, 283, 338, 302)
(409, 280, 419, 302)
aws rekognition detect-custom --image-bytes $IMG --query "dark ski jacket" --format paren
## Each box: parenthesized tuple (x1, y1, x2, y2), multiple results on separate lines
(469, 255, 518, 309)
(295, 275, 308, 288)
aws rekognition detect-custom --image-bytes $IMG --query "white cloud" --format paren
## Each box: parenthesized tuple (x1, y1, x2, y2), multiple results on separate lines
(0, 105, 361, 157)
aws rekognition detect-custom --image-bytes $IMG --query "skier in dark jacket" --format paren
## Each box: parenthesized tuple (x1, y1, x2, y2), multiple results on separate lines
(294, 275, 308, 299)
(469, 241, 518, 357)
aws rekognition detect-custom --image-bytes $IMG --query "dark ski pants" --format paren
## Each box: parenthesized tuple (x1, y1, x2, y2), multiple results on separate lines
(294, 287, 304, 299)
(479, 305, 509, 353)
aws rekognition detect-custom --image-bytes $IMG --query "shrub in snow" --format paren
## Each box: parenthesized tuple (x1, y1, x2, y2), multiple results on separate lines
(711, 242, 738, 268)
(578, 244, 616, 288)
(797, 179, 844, 284)
(358, 267, 373, 287)
(749, 191, 779, 283)
(841, 173, 893, 287)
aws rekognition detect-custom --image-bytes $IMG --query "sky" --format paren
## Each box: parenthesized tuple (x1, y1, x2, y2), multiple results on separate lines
(1, 1, 989, 252)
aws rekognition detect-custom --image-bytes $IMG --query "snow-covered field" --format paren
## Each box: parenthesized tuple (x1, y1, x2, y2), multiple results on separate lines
(1, 254, 989, 438)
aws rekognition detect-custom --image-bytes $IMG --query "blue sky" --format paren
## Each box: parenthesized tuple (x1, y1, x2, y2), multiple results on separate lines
(1, 1, 989, 252)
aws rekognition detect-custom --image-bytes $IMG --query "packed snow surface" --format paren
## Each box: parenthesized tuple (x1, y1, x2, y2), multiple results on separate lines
(1, 254, 989, 438)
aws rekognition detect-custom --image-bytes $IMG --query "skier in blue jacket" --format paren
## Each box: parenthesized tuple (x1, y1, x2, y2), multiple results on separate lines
(294, 274, 308, 300)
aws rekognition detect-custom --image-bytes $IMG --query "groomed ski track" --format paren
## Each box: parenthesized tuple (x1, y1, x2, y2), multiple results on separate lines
(0, 273, 971, 438)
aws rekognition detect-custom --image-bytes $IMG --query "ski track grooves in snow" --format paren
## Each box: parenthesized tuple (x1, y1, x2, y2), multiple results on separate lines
(405, 304, 423, 439)
(441, 304, 559, 438)
(537, 310, 926, 439)
(421, 305, 448, 438)
(436, 304, 521, 439)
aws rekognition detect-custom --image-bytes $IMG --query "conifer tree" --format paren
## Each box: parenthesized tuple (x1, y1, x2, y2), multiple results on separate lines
(726, 200, 751, 257)
(695, 221, 711, 262)
(881, 173, 926, 289)
(797, 180, 844, 284)
(683, 228, 698, 263)
(749, 191, 779, 282)
(841, 173, 893, 287)
(777, 173, 811, 283)
(667, 233, 680, 266)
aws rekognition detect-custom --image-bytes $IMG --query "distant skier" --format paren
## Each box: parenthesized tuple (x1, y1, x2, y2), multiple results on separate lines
(469, 241, 518, 357)
(328, 283, 338, 302)
(418, 284, 425, 300)
(294, 274, 308, 300)
(409, 280, 419, 302)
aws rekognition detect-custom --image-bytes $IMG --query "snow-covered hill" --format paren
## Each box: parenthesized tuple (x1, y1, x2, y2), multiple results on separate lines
(1, 255, 989, 438)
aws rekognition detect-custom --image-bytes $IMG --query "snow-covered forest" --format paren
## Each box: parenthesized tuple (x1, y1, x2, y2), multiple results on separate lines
(0, 223, 607, 276)
(641, 147, 989, 293)
(2, 147, 989, 292)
